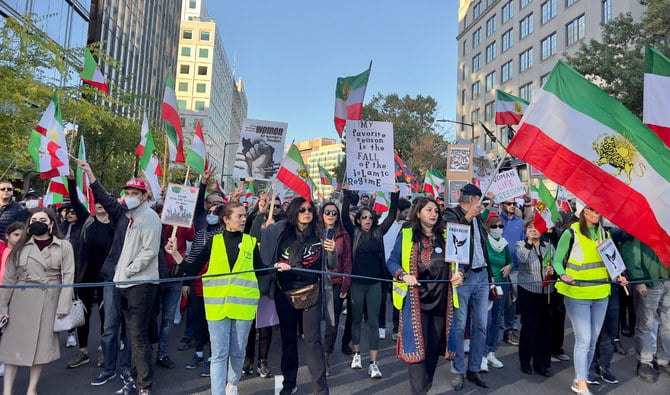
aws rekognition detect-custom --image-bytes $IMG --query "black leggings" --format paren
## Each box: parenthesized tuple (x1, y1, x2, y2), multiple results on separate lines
(407, 312, 446, 395)
(245, 318, 272, 362)
(76, 285, 105, 349)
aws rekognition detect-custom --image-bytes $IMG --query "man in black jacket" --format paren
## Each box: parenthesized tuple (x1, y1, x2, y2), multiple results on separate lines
(444, 184, 492, 391)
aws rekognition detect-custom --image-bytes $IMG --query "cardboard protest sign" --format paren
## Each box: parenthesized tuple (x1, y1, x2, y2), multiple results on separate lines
(446, 145, 473, 205)
(161, 184, 199, 228)
(233, 118, 288, 181)
(597, 238, 626, 279)
(345, 120, 395, 192)
(490, 169, 525, 203)
(446, 223, 471, 264)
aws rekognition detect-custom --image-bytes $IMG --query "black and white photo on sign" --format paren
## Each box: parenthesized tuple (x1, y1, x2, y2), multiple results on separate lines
(345, 120, 395, 193)
(448, 180, 468, 205)
(161, 184, 199, 228)
(446, 223, 471, 264)
(233, 118, 288, 181)
(448, 147, 472, 172)
(597, 238, 626, 279)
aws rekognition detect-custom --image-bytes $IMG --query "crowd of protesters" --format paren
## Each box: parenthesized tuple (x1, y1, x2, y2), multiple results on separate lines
(0, 168, 669, 395)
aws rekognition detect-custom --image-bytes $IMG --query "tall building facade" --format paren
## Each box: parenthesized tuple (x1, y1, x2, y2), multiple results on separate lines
(456, 0, 645, 161)
(295, 137, 345, 198)
(88, 0, 182, 121)
(175, 0, 247, 186)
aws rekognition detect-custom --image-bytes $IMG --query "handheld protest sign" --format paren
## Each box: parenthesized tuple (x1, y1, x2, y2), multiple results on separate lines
(490, 169, 525, 203)
(445, 223, 471, 264)
(161, 184, 199, 228)
(233, 118, 288, 181)
(597, 238, 626, 280)
(446, 144, 473, 205)
(345, 120, 395, 193)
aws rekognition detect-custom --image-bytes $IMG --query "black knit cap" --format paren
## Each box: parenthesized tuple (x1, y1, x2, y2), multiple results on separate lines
(460, 183, 482, 196)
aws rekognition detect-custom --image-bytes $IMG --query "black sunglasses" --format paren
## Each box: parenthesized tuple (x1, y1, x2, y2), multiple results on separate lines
(360, 214, 373, 220)
(323, 209, 338, 216)
(0, 187, 12, 191)
(489, 224, 504, 229)
(299, 207, 314, 213)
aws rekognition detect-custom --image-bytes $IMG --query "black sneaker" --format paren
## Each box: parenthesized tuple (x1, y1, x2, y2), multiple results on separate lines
(598, 366, 619, 384)
(156, 355, 175, 369)
(257, 359, 272, 378)
(91, 371, 117, 386)
(201, 361, 210, 377)
(586, 371, 601, 385)
(185, 354, 204, 369)
(177, 336, 193, 351)
(242, 359, 253, 375)
(67, 351, 90, 368)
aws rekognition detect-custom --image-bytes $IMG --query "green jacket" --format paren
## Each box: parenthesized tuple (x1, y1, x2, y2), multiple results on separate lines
(622, 237, 666, 287)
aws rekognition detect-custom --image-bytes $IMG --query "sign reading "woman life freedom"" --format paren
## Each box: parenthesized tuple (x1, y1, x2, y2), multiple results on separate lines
(345, 120, 395, 192)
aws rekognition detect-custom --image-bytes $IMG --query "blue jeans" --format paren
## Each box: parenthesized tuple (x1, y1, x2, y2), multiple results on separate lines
(158, 281, 182, 357)
(452, 268, 489, 373)
(100, 285, 131, 375)
(564, 296, 608, 381)
(486, 283, 509, 353)
(208, 318, 254, 394)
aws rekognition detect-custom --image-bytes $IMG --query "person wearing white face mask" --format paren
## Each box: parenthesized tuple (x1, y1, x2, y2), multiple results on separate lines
(11, 189, 43, 225)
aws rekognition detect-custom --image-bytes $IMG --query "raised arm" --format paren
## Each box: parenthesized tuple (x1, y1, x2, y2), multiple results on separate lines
(341, 189, 356, 237)
(67, 177, 90, 221)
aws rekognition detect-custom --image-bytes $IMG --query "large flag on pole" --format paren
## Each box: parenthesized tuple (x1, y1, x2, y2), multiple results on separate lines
(135, 113, 150, 156)
(34, 91, 69, 178)
(403, 165, 419, 193)
(422, 167, 445, 197)
(28, 131, 66, 179)
(185, 120, 207, 173)
(507, 60, 670, 265)
(643, 46, 670, 147)
(162, 75, 185, 162)
(76, 136, 95, 215)
(318, 164, 340, 190)
(79, 48, 109, 93)
(495, 89, 529, 125)
(277, 144, 313, 202)
(141, 155, 162, 200)
(394, 152, 405, 179)
(139, 129, 157, 171)
(334, 68, 370, 137)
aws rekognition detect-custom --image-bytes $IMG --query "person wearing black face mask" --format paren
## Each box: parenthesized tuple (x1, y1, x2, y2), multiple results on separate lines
(0, 208, 75, 395)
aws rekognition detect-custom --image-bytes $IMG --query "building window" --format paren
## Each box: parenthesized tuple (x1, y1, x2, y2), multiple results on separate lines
(199, 48, 209, 58)
(520, 47, 533, 72)
(540, 73, 550, 86)
(502, 1, 514, 23)
(486, 15, 497, 36)
(520, 13, 533, 39)
(181, 47, 191, 56)
(471, 108, 481, 124)
(519, 82, 533, 101)
(472, 80, 482, 99)
(463, 15, 468, 29)
(462, 89, 466, 105)
(502, 29, 514, 52)
(196, 83, 206, 93)
(200, 31, 211, 41)
(474, 2, 482, 19)
(486, 42, 497, 63)
(183, 29, 193, 39)
(566, 14, 586, 46)
(178, 100, 187, 110)
(178, 82, 188, 92)
(189, 0, 196, 9)
(180, 64, 189, 74)
(541, 0, 557, 24)
(473, 53, 482, 72)
(485, 101, 495, 121)
(195, 101, 205, 111)
(520, 0, 532, 8)
(462, 64, 467, 80)
(473, 28, 482, 47)
(502, 60, 514, 82)
(463, 39, 467, 56)
(602, 0, 612, 23)
(541, 32, 557, 60)
(566, 0, 577, 7)
(486, 71, 497, 91)
(198, 66, 208, 75)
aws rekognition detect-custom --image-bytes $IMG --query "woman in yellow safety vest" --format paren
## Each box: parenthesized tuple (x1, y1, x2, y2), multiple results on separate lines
(166, 201, 265, 395)
(552, 202, 627, 395)
(386, 196, 455, 395)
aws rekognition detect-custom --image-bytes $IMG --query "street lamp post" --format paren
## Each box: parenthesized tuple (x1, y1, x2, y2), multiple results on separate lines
(221, 141, 239, 187)
(436, 119, 476, 144)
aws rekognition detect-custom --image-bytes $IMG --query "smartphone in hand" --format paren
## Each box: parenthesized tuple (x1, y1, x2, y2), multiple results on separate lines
(326, 228, 335, 240)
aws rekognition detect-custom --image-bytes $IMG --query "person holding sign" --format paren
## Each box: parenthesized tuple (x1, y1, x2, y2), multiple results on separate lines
(386, 197, 452, 395)
(165, 201, 265, 395)
(552, 202, 627, 395)
(443, 183, 493, 391)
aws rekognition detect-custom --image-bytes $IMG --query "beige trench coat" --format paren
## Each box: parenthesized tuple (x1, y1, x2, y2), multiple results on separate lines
(0, 237, 74, 366)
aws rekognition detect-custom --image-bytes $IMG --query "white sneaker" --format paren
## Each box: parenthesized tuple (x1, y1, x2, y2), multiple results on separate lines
(464, 339, 470, 353)
(0, 362, 4, 376)
(379, 328, 386, 339)
(225, 384, 239, 395)
(486, 352, 504, 368)
(66, 334, 77, 348)
(368, 361, 382, 378)
(119, 340, 125, 351)
(480, 356, 489, 372)
(351, 353, 362, 369)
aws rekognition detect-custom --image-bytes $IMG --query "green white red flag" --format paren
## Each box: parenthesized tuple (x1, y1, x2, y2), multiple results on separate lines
(422, 167, 445, 197)
(76, 136, 95, 215)
(495, 89, 529, 125)
(79, 48, 109, 93)
(507, 60, 670, 265)
(532, 180, 559, 233)
(141, 155, 162, 200)
(185, 120, 207, 173)
(28, 130, 66, 180)
(334, 68, 370, 137)
(135, 113, 150, 156)
(318, 164, 340, 190)
(643, 46, 670, 147)
(33, 91, 70, 179)
(373, 192, 389, 213)
(162, 75, 185, 162)
(277, 144, 313, 202)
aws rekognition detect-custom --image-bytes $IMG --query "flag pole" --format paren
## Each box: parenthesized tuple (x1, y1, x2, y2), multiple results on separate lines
(184, 166, 191, 185)
(162, 130, 168, 188)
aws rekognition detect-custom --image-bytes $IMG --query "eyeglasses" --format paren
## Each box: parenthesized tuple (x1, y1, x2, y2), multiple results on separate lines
(360, 214, 373, 220)
(299, 207, 314, 213)
(66, 210, 76, 214)
(0, 187, 12, 192)
(323, 209, 338, 216)
(489, 224, 504, 229)
(206, 200, 223, 205)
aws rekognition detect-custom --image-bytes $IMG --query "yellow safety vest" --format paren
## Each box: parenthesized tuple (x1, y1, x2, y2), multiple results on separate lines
(392, 228, 413, 310)
(203, 233, 260, 321)
(555, 223, 610, 300)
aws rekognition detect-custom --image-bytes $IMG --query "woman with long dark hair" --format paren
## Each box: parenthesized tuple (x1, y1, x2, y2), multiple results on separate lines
(261, 197, 337, 395)
(386, 196, 452, 395)
(0, 208, 75, 395)
(320, 202, 352, 376)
